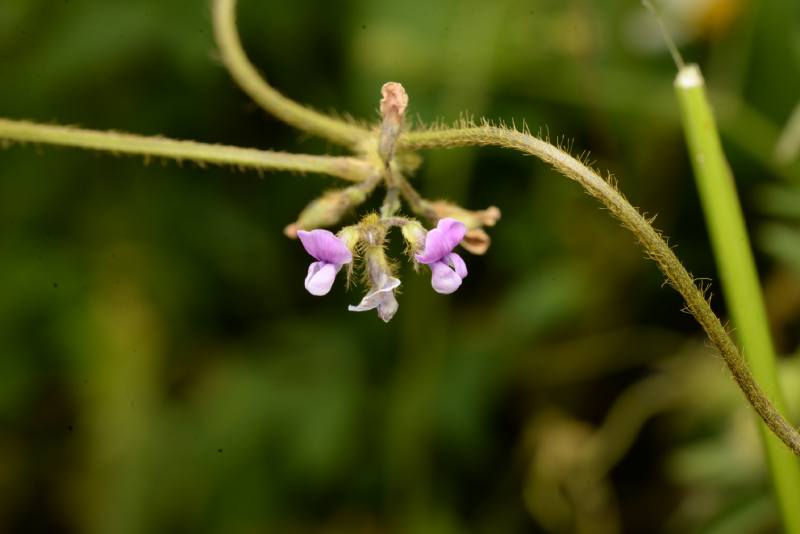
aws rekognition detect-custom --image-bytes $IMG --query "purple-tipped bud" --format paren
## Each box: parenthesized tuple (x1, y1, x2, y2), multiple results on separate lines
(415, 218, 468, 295)
(298, 229, 353, 296)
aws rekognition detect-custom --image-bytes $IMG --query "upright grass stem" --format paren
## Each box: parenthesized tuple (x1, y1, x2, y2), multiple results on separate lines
(675, 64, 800, 533)
(399, 125, 800, 457)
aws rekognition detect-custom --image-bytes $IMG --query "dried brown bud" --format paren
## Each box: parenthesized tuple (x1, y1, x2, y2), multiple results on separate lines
(283, 222, 299, 239)
(423, 200, 502, 230)
(380, 82, 408, 124)
(378, 82, 408, 163)
(461, 228, 491, 255)
(479, 206, 501, 227)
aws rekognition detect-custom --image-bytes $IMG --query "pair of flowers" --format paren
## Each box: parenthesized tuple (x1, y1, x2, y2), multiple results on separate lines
(298, 218, 468, 320)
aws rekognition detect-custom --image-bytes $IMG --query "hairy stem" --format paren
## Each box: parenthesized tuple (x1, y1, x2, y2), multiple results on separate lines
(395, 172, 435, 219)
(212, 0, 372, 149)
(0, 118, 373, 181)
(399, 124, 800, 456)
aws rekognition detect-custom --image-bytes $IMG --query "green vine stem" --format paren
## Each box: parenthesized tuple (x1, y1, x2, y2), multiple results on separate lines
(0, 118, 373, 181)
(399, 124, 800, 456)
(675, 64, 800, 533)
(212, 0, 372, 150)
(3, 113, 799, 458)
(3, 7, 800, 460)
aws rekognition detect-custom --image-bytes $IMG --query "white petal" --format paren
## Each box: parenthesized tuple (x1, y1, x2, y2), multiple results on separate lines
(377, 293, 399, 322)
(430, 261, 462, 294)
(348, 276, 401, 318)
(304, 262, 339, 296)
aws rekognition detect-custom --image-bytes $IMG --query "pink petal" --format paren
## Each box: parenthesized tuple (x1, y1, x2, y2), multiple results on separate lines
(430, 260, 462, 294)
(304, 261, 340, 296)
(298, 229, 352, 265)
(415, 218, 466, 264)
(446, 253, 468, 279)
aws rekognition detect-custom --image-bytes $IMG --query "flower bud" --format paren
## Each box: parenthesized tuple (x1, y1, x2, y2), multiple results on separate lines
(358, 213, 386, 248)
(337, 225, 361, 254)
(378, 82, 408, 163)
(401, 220, 427, 253)
(422, 200, 501, 229)
(380, 82, 409, 124)
(284, 186, 369, 238)
(461, 228, 491, 255)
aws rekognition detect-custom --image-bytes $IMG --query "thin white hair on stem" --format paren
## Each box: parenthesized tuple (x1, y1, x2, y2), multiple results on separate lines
(398, 122, 800, 456)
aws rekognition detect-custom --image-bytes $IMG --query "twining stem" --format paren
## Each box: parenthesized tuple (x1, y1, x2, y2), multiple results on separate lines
(675, 64, 800, 533)
(399, 124, 800, 456)
(0, 118, 373, 181)
(212, 0, 372, 150)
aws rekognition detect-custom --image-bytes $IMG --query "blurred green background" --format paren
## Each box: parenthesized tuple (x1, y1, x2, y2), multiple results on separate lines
(1, 0, 800, 532)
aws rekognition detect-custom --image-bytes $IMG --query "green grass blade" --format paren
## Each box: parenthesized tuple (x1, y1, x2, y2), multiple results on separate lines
(675, 64, 800, 534)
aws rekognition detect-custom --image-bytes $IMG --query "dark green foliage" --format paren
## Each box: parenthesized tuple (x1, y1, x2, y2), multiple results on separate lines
(1, 0, 799, 532)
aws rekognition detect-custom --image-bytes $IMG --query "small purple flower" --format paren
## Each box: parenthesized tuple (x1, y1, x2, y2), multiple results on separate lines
(297, 229, 353, 296)
(415, 218, 468, 294)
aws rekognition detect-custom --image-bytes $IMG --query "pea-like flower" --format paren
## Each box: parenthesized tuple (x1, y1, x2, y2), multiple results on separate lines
(348, 272, 401, 323)
(415, 218, 468, 294)
(297, 229, 353, 296)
